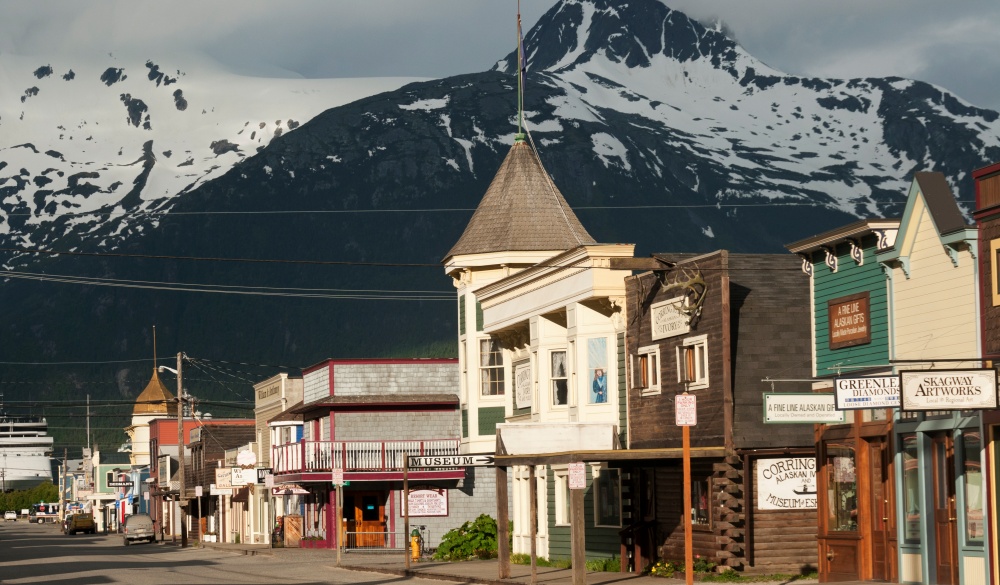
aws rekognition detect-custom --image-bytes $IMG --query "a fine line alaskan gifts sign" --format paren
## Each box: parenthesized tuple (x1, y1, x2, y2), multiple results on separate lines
(900, 369, 998, 411)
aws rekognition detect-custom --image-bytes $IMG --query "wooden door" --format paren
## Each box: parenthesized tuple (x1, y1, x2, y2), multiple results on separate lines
(345, 491, 386, 547)
(868, 437, 892, 581)
(931, 433, 958, 585)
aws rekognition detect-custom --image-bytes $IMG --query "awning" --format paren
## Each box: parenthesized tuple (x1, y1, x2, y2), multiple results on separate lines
(231, 486, 250, 503)
(271, 484, 309, 496)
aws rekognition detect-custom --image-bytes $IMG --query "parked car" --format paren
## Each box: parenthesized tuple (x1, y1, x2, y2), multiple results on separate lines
(65, 512, 96, 535)
(123, 513, 155, 545)
(3, 510, 16, 522)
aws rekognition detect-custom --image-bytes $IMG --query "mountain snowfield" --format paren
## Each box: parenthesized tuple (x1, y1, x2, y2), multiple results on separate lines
(0, 51, 418, 253)
(490, 0, 1000, 219)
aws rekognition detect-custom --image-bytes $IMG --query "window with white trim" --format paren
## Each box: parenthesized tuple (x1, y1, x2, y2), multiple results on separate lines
(634, 345, 660, 395)
(551, 350, 568, 406)
(554, 470, 570, 525)
(480, 338, 505, 396)
(594, 467, 622, 527)
(677, 334, 708, 390)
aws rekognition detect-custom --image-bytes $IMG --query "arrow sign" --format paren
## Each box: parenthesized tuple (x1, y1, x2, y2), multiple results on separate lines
(408, 454, 495, 468)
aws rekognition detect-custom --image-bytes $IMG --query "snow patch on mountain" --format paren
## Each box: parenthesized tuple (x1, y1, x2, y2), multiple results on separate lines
(0, 51, 419, 258)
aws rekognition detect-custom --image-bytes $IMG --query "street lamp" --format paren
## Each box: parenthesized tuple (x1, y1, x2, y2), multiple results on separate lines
(158, 352, 187, 548)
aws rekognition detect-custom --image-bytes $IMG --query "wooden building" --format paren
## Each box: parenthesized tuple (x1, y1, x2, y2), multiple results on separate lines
(788, 218, 900, 582)
(621, 251, 816, 574)
(974, 161, 1000, 585)
(789, 171, 983, 584)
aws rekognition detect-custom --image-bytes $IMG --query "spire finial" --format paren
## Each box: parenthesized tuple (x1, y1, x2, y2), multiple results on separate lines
(517, 0, 525, 139)
(152, 325, 157, 371)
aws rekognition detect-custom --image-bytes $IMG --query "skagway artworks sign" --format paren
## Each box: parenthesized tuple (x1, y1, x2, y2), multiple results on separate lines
(900, 369, 999, 411)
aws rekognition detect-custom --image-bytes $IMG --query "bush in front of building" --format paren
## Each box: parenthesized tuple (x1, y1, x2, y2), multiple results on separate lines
(433, 514, 501, 561)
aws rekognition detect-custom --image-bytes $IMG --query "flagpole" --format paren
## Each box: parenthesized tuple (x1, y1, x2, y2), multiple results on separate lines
(517, 0, 524, 138)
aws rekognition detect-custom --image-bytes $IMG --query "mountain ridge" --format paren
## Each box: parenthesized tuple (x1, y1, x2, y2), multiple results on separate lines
(1, 0, 998, 455)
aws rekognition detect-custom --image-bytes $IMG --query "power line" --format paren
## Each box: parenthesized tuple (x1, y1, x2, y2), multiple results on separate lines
(0, 247, 443, 268)
(0, 269, 454, 300)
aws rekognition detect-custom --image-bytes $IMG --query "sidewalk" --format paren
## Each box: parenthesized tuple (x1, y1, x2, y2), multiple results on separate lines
(196, 541, 838, 585)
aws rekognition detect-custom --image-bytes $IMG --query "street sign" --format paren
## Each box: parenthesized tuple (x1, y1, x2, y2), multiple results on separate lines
(675, 393, 697, 426)
(408, 454, 495, 468)
(107, 481, 133, 488)
(331, 468, 344, 486)
(195, 486, 203, 497)
(568, 462, 586, 489)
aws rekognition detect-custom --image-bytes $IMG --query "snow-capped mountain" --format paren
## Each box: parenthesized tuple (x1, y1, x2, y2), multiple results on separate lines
(491, 0, 1000, 219)
(3, 0, 1000, 392)
(0, 52, 417, 256)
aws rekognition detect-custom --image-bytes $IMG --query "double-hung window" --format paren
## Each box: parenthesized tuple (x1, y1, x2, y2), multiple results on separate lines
(634, 345, 660, 395)
(677, 334, 708, 390)
(551, 351, 568, 406)
(480, 338, 505, 396)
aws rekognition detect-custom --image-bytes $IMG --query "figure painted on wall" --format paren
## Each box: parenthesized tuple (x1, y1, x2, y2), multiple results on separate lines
(592, 369, 607, 403)
(588, 337, 609, 404)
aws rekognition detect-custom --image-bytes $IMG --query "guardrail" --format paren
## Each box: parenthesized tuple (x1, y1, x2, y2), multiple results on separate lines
(271, 439, 459, 474)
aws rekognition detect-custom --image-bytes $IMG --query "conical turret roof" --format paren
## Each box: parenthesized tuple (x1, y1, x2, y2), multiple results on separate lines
(133, 369, 178, 417)
(444, 140, 595, 260)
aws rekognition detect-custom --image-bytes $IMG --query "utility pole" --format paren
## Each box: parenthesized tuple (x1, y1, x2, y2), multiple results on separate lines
(86, 395, 91, 452)
(59, 449, 67, 522)
(175, 352, 188, 548)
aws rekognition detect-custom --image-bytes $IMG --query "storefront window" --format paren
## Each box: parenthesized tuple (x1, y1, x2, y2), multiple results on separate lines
(963, 431, 983, 544)
(826, 443, 857, 531)
(902, 433, 921, 542)
(692, 476, 710, 526)
(594, 468, 621, 527)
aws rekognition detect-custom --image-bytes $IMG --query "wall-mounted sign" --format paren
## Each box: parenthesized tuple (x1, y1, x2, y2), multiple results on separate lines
(763, 393, 845, 424)
(231, 467, 255, 486)
(158, 455, 173, 488)
(408, 487, 448, 517)
(568, 462, 586, 490)
(834, 376, 900, 410)
(675, 393, 697, 426)
(214, 467, 233, 490)
(651, 296, 691, 340)
(237, 449, 257, 468)
(756, 458, 817, 510)
(210, 483, 233, 496)
(514, 362, 532, 410)
(827, 292, 870, 350)
(257, 468, 273, 483)
(900, 369, 999, 411)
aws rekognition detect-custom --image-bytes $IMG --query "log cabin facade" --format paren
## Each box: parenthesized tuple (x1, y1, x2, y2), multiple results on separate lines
(622, 251, 817, 574)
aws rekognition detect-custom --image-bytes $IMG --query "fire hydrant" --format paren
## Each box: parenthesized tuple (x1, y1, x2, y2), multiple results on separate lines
(410, 529, 422, 561)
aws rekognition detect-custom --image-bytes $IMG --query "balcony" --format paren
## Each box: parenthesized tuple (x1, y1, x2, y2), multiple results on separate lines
(271, 438, 460, 475)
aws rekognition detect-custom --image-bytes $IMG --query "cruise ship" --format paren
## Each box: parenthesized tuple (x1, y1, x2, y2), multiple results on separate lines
(0, 400, 54, 491)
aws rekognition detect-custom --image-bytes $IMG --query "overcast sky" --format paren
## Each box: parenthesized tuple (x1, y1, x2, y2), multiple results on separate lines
(2, 0, 998, 111)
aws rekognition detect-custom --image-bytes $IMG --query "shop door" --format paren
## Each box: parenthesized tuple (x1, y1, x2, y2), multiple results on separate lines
(931, 433, 958, 585)
(343, 491, 386, 547)
(868, 437, 894, 581)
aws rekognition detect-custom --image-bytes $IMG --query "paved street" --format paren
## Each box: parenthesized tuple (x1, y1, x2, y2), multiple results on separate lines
(0, 521, 436, 585)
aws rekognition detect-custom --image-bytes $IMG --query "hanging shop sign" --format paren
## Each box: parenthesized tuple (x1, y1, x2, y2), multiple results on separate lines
(900, 369, 999, 411)
(834, 376, 900, 410)
(231, 467, 256, 487)
(763, 393, 844, 423)
(514, 361, 532, 410)
(827, 292, 870, 350)
(756, 458, 817, 510)
(407, 486, 448, 517)
(215, 467, 233, 490)
(651, 296, 691, 340)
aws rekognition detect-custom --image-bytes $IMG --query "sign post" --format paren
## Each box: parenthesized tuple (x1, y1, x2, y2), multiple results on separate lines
(403, 455, 410, 570)
(676, 393, 696, 585)
(331, 469, 344, 565)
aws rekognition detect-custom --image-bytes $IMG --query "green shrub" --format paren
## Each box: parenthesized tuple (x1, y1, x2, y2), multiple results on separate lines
(586, 556, 621, 572)
(433, 514, 499, 561)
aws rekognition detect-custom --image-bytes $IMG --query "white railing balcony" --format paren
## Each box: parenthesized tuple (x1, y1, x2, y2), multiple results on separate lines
(271, 438, 460, 474)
